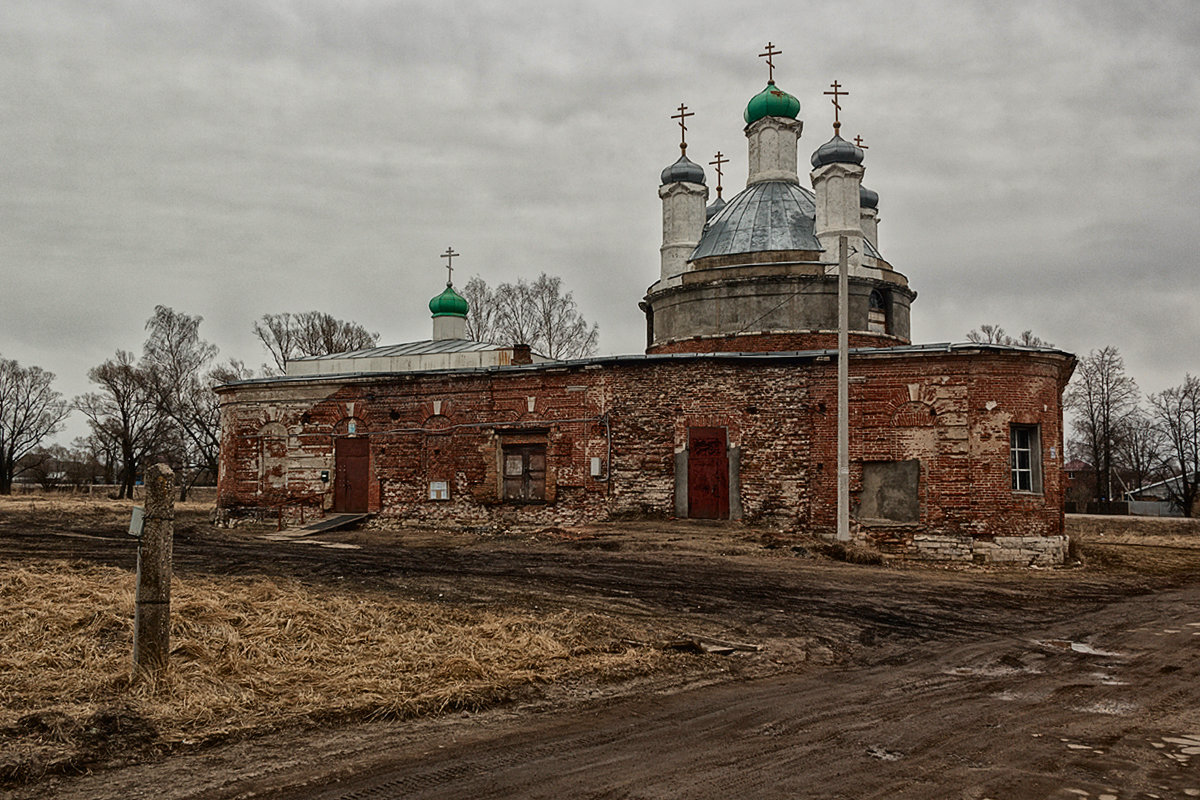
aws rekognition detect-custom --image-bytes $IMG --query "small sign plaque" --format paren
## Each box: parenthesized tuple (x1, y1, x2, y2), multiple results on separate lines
(128, 506, 145, 538)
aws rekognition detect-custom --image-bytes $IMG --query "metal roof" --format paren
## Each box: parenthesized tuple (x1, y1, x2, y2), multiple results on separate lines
(290, 339, 504, 362)
(690, 180, 881, 262)
(219, 342, 1074, 391)
(692, 181, 821, 259)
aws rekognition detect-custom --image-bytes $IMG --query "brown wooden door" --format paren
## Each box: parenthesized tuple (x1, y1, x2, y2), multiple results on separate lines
(334, 438, 369, 512)
(502, 445, 546, 502)
(688, 427, 728, 519)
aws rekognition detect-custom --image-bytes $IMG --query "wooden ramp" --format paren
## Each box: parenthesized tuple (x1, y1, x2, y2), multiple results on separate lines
(298, 513, 369, 535)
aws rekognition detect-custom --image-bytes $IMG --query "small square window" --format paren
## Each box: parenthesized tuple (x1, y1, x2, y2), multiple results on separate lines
(1010, 424, 1043, 494)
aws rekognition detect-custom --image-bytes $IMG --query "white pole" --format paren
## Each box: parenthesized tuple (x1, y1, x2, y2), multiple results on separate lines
(837, 235, 850, 542)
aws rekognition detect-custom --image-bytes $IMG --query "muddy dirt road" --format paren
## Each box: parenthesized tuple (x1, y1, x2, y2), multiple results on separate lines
(4, 508, 1200, 798)
(285, 586, 1200, 800)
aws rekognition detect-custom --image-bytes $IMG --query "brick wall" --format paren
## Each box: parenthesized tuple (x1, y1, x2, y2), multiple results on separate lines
(217, 348, 1073, 562)
(647, 331, 907, 354)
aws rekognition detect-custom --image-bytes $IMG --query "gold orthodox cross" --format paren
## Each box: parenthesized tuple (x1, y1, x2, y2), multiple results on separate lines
(854, 135, 868, 149)
(441, 247, 459, 284)
(824, 80, 848, 132)
(759, 42, 782, 82)
(671, 102, 694, 153)
(709, 151, 728, 198)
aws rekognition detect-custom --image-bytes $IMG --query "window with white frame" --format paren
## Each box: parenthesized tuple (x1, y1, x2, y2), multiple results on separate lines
(1010, 424, 1042, 493)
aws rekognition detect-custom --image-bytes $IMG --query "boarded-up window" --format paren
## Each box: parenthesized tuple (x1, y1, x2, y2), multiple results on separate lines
(858, 460, 920, 523)
(502, 444, 546, 502)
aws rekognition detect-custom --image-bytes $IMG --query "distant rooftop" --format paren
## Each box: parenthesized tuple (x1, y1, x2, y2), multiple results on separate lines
(290, 339, 506, 362)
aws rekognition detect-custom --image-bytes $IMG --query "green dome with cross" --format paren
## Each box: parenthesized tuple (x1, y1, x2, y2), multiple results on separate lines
(744, 81, 801, 125)
(429, 284, 469, 318)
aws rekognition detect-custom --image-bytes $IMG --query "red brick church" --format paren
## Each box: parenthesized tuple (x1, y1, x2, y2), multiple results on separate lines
(216, 55, 1075, 564)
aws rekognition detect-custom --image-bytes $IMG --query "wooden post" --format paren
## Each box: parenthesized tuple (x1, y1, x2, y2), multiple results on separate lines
(134, 463, 174, 679)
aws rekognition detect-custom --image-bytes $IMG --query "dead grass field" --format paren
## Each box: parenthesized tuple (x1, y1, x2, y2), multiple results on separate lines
(3, 493, 1199, 797)
(0, 558, 671, 785)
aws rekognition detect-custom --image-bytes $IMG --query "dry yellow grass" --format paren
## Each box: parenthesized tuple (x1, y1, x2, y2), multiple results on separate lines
(0, 560, 671, 781)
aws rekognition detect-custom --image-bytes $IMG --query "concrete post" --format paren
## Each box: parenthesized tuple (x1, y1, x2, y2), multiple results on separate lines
(134, 463, 174, 679)
(837, 236, 850, 542)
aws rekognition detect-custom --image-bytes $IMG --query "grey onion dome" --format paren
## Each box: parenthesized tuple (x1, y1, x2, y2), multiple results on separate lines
(660, 153, 706, 186)
(705, 196, 727, 220)
(811, 134, 864, 168)
(859, 184, 879, 209)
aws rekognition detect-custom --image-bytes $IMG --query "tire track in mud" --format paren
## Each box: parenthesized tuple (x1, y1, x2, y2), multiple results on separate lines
(279, 588, 1200, 800)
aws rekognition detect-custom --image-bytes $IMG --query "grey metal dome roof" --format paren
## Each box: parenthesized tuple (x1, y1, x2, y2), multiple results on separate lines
(860, 184, 879, 209)
(705, 196, 727, 220)
(660, 153, 706, 186)
(691, 181, 821, 258)
(811, 134, 864, 168)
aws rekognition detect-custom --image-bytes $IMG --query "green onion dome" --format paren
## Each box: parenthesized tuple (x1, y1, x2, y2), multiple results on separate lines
(429, 283, 469, 317)
(744, 81, 801, 125)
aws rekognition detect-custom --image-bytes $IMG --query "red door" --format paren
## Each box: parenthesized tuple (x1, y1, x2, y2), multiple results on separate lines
(688, 427, 729, 519)
(334, 438, 369, 512)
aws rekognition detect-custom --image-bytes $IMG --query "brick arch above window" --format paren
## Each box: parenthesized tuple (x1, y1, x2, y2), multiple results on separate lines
(890, 401, 937, 427)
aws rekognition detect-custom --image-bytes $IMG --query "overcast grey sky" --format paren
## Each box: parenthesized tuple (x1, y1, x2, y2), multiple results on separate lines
(3, 0, 1199, 443)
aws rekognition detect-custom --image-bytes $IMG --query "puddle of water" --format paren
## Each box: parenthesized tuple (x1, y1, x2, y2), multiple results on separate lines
(1074, 700, 1137, 716)
(1163, 735, 1200, 747)
(945, 666, 1031, 678)
(1037, 639, 1125, 657)
(1089, 671, 1129, 686)
(866, 745, 902, 761)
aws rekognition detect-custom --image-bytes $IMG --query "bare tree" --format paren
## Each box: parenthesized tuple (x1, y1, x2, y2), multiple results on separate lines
(17, 445, 70, 490)
(966, 324, 1053, 347)
(291, 311, 379, 357)
(252, 313, 297, 374)
(75, 432, 117, 485)
(493, 278, 542, 349)
(1148, 374, 1200, 517)
(1064, 346, 1140, 503)
(462, 276, 500, 343)
(467, 273, 599, 359)
(0, 356, 70, 494)
(527, 273, 600, 359)
(254, 312, 379, 374)
(144, 306, 251, 498)
(1115, 408, 1168, 495)
(75, 350, 169, 499)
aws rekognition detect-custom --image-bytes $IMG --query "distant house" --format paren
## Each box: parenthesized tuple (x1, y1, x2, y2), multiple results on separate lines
(1063, 460, 1095, 509)
(1125, 473, 1198, 517)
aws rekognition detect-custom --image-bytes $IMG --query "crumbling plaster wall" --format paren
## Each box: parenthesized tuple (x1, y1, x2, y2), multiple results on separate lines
(216, 349, 1071, 561)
